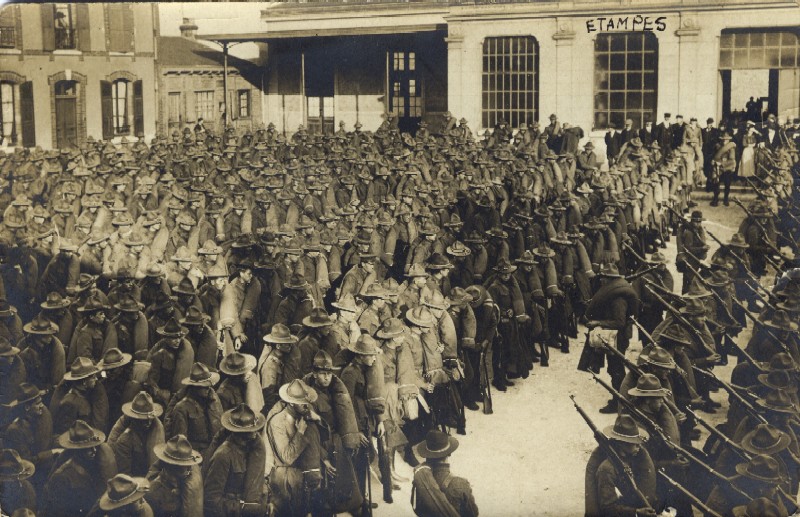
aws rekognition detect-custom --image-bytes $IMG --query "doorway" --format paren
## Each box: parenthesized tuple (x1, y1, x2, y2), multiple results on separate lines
(55, 80, 77, 148)
(389, 51, 422, 134)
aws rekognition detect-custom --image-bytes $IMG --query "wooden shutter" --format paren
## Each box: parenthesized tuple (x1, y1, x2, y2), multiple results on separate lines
(100, 80, 113, 140)
(20, 82, 35, 147)
(76, 3, 90, 52)
(133, 80, 143, 136)
(107, 5, 133, 53)
(121, 5, 133, 53)
(40, 4, 55, 51)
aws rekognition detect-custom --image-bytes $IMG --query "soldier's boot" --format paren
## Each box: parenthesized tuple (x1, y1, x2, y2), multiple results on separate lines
(539, 341, 549, 367)
(402, 443, 420, 467)
(560, 335, 570, 354)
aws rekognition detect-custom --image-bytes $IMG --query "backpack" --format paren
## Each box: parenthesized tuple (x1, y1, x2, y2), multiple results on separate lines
(411, 465, 460, 517)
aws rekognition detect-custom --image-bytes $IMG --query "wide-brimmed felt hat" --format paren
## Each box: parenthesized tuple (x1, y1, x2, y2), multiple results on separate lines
(728, 233, 748, 248)
(603, 414, 648, 444)
(415, 430, 459, 459)
(0, 337, 19, 357)
(284, 273, 310, 290)
(348, 334, 380, 355)
(182, 362, 220, 387)
(279, 379, 318, 406)
(58, 419, 105, 449)
(77, 295, 108, 313)
(446, 241, 471, 257)
(64, 356, 100, 381)
(264, 323, 298, 344)
(41, 292, 71, 310)
(99, 474, 149, 511)
(758, 369, 796, 392)
(641, 346, 676, 370)
(734, 454, 785, 483)
(690, 210, 705, 222)
(0, 449, 35, 481)
(1, 383, 44, 408)
(423, 291, 450, 310)
(732, 497, 783, 517)
(312, 350, 335, 372)
(220, 352, 257, 376)
(406, 306, 435, 328)
(122, 391, 163, 420)
(447, 287, 473, 308)
(658, 324, 693, 347)
(685, 278, 711, 298)
(98, 348, 132, 371)
(157, 317, 188, 338)
(172, 277, 197, 296)
(645, 252, 667, 265)
(23, 313, 59, 335)
(180, 306, 209, 327)
(463, 231, 487, 244)
(406, 264, 429, 279)
(331, 293, 359, 313)
(739, 424, 792, 456)
(377, 317, 406, 339)
(114, 297, 144, 313)
(628, 373, 668, 397)
(0, 300, 14, 318)
(598, 263, 622, 278)
(494, 258, 517, 274)
(425, 253, 453, 271)
(302, 307, 334, 328)
(679, 298, 706, 316)
(154, 434, 203, 466)
(764, 310, 799, 332)
(759, 352, 798, 374)
(533, 243, 556, 258)
(756, 389, 797, 414)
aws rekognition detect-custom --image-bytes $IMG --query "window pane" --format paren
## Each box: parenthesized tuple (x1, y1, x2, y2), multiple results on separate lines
(626, 53, 642, 70)
(610, 53, 625, 70)
(482, 37, 538, 128)
(720, 33, 733, 49)
(780, 48, 796, 68)
(782, 32, 798, 46)
(719, 50, 733, 69)
(610, 92, 625, 109)
(610, 73, 625, 90)
(627, 72, 642, 90)
(764, 32, 780, 46)
(610, 36, 625, 52)
(750, 33, 765, 47)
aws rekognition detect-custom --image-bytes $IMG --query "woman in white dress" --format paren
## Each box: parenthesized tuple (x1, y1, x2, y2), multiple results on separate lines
(738, 122, 759, 179)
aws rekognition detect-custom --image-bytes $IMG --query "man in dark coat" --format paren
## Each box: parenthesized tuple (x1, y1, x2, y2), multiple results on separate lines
(147, 434, 205, 517)
(205, 405, 268, 517)
(165, 363, 222, 458)
(109, 391, 165, 477)
(412, 430, 479, 517)
(42, 420, 118, 517)
(51, 357, 109, 436)
(578, 263, 640, 413)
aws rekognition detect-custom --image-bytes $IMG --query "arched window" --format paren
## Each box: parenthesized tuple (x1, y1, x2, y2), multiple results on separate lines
(482, 36, 539, 129)
(593, 32, 659, 130)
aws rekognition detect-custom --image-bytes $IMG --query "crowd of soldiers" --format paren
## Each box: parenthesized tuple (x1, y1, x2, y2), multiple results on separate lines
(581, 117, 800, 515)
(0, 105, 797, 517)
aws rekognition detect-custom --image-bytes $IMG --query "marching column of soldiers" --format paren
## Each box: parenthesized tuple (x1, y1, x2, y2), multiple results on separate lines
(581, 115, 800, 516)
(0, 106, 797, 517)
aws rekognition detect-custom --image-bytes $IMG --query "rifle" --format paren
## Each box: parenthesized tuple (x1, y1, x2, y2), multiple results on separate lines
(691, 366, 768, 425)
(593, 374, 755, 502)
(657, 470, 724, 517)
(705, 230, 767, 287)
(680, 259, 740, 325)
(685, 408, 750, 462)
(480, 349, 493, 415)
(571, 395, 654, 512)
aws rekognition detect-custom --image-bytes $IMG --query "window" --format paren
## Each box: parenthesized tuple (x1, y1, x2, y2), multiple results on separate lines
(0, 7, 16, 49)
(482, 36, 538, 129)
(594, 32, 658, 130)
(720, 29, 800, 70)
(389, 52, 422, 120)
(0, 83, 16, 145)
(112, 80, 129, 135)
(237, 90, 250, 119)
(195, 91, 214, 122)
(53, 4, 76, 50)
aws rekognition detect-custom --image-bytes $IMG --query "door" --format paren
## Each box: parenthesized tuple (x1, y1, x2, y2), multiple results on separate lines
(389, 51, 422, 134)
(168, 92, 182, 132)
(55, 80, 77, 148)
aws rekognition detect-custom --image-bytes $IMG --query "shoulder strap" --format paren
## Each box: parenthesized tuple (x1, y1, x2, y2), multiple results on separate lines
(440, 473, 454, 491)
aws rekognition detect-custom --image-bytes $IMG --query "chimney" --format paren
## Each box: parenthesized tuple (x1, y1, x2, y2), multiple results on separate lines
(179, 18, 198, 39)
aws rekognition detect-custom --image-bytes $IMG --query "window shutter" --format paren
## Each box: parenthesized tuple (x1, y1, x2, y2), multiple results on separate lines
(133, 80, 143, 136)
(20, 82, 35, 147)
(121, 5, 133, 53)
(76, 4, 90, 52)
(101, 80, 113, 140)
(40, 4, 55, 51)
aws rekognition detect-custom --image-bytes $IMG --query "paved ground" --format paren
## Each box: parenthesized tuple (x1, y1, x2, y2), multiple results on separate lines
(372, 195, 758, 517)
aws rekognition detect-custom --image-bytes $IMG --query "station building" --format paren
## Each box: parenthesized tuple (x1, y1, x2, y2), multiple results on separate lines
(200, 0, 800, 143)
